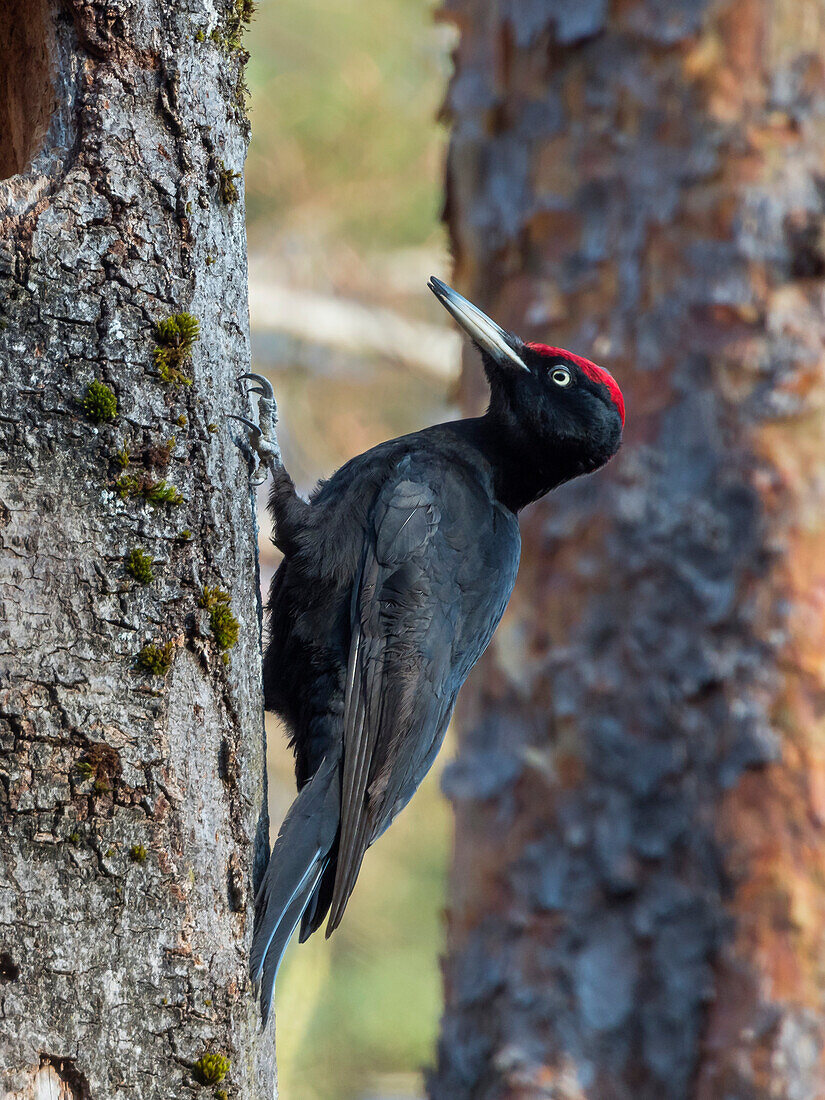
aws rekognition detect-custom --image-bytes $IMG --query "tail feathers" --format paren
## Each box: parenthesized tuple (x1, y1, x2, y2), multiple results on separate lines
(257, 857, 324, 1022)
(250, 752, 340, 1024)
(299, 858, 337, 943)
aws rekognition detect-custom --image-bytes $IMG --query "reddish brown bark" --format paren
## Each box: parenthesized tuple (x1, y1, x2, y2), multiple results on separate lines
(431, 2, 825, 1098)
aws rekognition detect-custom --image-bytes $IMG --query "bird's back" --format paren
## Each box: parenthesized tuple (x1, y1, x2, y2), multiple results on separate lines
(263, 423, 521, 790)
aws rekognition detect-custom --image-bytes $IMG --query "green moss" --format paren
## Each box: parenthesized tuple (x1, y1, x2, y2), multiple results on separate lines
(177, 529, 193, 541)
(82, 380, 117, 423)
(68, 831, 81, 844)
(130, 842, 148, 863)
(228, 0, 257, 48)
(155, 361, 190, 386)
(199, 585, 227, 610)
(115, 474, 183, 508)
(114, 474, 139, 499)
(193, 1052, 230, 1086)
(146, 480, 183, 506)
(114, 445, 131, 470)
(155, 312, 200, 351)
(152, 313, 200, 385)
(94, 778, 111, 794)
(176, 414, 188, 427)
(195, 28, 205, 42)
(211, 0, 256, 53)
(218, 162, 241, 205)
(199, 587, 239, 652)
(137, 641, 175, 676)
(211, 605, 239, 651)
(105, 845, 117, 857)
(75, 761, 94, 780)
(207, 423, 218, 433)
(215, 1090, 228, 1100)
(126, 548, 155, 584)
(234, 71, 251, 116)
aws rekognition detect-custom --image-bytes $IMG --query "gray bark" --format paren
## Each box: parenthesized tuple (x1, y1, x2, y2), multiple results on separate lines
(0, 1, 275, 1097)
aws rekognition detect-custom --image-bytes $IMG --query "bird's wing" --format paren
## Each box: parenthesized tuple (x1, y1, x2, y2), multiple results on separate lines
(326, 464, 520, 935)
(327, 473, 448, 934)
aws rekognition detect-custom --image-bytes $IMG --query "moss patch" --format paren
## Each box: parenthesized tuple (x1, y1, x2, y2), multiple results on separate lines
(82, 380, 117, 423)
(115, 474, 183, 507)
(129, 842, 148, 863)
(218, 161, 241, 204)
(142, 437, 176, 470)
(152, 313, 200, 385)
(136, 641, 175, 676)
(222, 0, 257, 50)
(199, 586, 240, 652)
(126, 548, 155, 584)
(193, 1052, 230, 1086)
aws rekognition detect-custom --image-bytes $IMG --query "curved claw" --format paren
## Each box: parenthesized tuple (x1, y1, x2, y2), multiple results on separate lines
(238, 372, 275, 400)
(228, 413, 262, 439)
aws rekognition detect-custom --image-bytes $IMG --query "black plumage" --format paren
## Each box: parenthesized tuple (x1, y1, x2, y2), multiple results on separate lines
(242, 278, 625, 1021)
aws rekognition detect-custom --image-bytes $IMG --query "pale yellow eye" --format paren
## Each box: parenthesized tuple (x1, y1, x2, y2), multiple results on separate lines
(551, 366, 572, 387)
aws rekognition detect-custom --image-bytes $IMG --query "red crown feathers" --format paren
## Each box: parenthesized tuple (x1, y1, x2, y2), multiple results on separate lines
(527, 344, 625, 427)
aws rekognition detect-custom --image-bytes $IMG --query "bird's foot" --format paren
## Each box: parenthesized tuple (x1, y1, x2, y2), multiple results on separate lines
(230, 373, 283, 486)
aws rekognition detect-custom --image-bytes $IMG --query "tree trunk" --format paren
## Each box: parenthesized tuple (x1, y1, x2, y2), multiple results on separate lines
(0, 2, 275, 1097)
(432, 2, 825, 1098)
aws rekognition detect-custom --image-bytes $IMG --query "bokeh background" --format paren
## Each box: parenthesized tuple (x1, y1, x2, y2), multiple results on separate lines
(244, 3, 456, 1097)
(242, 1, 825, 1097)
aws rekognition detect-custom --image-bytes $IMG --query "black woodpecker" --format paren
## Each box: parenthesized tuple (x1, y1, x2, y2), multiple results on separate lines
(233, 277, 625, 1022)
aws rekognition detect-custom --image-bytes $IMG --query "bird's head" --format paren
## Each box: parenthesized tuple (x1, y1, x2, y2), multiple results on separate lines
(429, 277, 624, 495)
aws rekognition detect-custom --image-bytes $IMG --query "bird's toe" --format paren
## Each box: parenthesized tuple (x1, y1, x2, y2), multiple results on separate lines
(238, 372, 275, 400)
(227, 413, 261, 441)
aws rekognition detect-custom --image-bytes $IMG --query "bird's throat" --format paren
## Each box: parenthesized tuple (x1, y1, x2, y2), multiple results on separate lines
(453, 415, 575, 513)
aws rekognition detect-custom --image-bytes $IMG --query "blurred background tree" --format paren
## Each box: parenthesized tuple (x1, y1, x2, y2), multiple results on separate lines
(430, 2, 825, 1099)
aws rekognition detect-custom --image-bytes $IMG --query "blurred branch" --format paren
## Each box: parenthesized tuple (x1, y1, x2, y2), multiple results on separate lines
(249, 274, 461, 382)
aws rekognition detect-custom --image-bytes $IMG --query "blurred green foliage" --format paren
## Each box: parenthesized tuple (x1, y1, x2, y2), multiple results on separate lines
(245, 2, 453, 1095)
(245, 0, 448, 250)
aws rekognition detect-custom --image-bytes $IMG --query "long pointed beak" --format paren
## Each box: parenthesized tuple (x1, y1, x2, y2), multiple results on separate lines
(428, 276, 529, 373)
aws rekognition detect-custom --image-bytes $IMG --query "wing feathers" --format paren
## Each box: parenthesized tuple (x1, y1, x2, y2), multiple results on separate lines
(327, 480, 442, 934)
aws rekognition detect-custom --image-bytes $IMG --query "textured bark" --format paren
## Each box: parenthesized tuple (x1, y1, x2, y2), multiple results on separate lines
(432, 2, 825, 1098)
(0, 2, 275, 1097)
